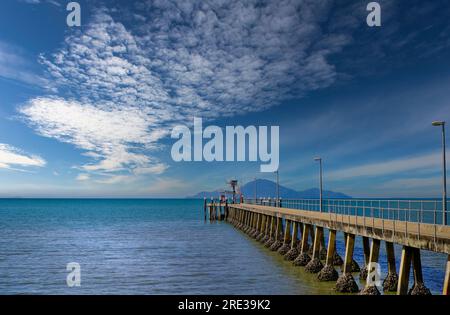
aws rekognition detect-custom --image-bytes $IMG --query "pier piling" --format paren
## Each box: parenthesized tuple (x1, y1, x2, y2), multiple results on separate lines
(305, 226, 324, 273)
(360, 237, 370, 280)
(284, 221, 300, 261)
(444, 255, 450, 295)
(270, 217, 283, 251)
(398, 246, 413, 295)
(264, 216, 276, 248)
(383, 241, 398, 292)
(318, 229, 338, 281)
(360, 239, 381, 295)
(294, 223, 311, 266)
(336, 233, 359, 293)
(409, 248, 431, 295)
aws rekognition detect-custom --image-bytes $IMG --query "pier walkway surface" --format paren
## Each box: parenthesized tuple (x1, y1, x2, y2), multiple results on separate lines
(205, 198, 450, 295)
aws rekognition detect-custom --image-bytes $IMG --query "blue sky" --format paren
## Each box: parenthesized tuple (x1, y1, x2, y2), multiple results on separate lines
(0, 0, 449, 198)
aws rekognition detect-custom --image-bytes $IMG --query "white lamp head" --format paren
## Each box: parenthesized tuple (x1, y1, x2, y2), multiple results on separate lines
(432, 121, 445, 126)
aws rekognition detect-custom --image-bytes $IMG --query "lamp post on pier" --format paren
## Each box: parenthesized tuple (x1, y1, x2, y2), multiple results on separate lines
(314, 157, 323, 213)
(432, 121, 447, 225)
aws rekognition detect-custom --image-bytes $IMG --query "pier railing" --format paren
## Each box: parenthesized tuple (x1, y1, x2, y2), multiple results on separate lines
(243, 198, 449, 226)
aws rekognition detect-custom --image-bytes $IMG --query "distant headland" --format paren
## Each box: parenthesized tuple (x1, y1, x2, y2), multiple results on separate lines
(188, 179, 351, 199)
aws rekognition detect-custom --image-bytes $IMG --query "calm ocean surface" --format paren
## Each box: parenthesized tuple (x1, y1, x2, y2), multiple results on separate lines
(0, 199, 447, 295)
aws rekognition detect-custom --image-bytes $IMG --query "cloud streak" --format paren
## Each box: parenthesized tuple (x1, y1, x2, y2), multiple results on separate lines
(0, 143, 46, 170)
(327, 152, 442, 181)
(380, 177, 441, 190)
(0, 41, 49, 89)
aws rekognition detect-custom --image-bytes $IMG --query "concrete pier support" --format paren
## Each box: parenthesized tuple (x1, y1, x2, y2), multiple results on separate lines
(336, 233, 359, 293)
(319, 231, 327, 260)
(360, 239, 381, 295)
(409, 248, 431, 295)
(204, 199, 207, 222)
(210, 204, 214, 222)
(239, 210, 245, 228)
(240, 211, 246, 229)
(252, 213, 259, 235)
(444, 255, 450, 295)
(236, 210, 242, 228)
(245, 212, 253, 233)
(306, 228, 315, 256)
(248, 212, 256, 235)
(397, 246, 412, 295)
(397, 246, 431, 295)
(340, 233, 360, 273)
(261, 215, 272, 244)
(241, 211, 247, 230)
(244, 212, 251, 233)
(246, 212, 252, 233)
(251, 214, 260, 238)
(331, 234, 343, 266)
(383, 241, 398, 292)
(243, 211, 249, 230)
(318, 229, 339, 281)
(360, 237, 370, 281)
(278, 220, 292, 255)
(270, 217, 283, 251)
(293, 224, 312, 266)
(285, 221, 300, 260)
(284, 221, 300, 261)
(264, 216, 276, 248)
(260, 215, 270, 243)
(306, 226, 324, 273)
(256, 215, 266, 241)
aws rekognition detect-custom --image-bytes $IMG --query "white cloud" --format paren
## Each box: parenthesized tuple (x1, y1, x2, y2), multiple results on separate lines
(95, 175, 133, 185)
(133, 164, 167, 176)
(0, 143, 46, 170)
(20, 97, 167, 178)
(21, 1, 353, 182)
(327, 152, 442, 181)
(76, 173, 90, 181)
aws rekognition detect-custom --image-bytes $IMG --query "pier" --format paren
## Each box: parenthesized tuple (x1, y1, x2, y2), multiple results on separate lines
(206, 198, 450, 295)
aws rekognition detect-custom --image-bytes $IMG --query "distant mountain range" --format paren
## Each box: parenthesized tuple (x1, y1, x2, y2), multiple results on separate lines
(188, 179, 351, 199)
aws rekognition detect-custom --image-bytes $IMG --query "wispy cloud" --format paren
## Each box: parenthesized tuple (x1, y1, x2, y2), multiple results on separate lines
(20, 0, 41, 3)
(19, 0, 61, 5)
(0, 41, 49, 89)
(0, 143, 46, 171)
(76, 173, 90, 181)
(327, 152, 442, 181)
(19, 97, 167, 179)
(379, 177, 441, 190)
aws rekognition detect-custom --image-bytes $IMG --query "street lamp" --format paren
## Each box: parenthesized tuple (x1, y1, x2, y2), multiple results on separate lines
(432, 121, 447, 225)
(314, 157, 323, 212)
(275, 171, 280, 207)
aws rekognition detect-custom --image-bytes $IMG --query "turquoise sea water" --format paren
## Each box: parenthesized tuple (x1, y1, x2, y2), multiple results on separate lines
(0, 199, 447, 295)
